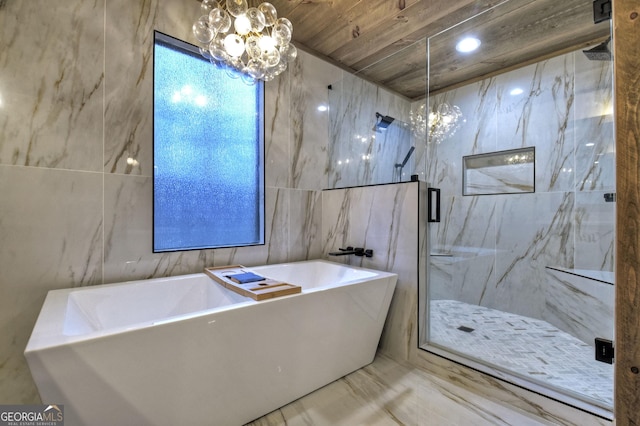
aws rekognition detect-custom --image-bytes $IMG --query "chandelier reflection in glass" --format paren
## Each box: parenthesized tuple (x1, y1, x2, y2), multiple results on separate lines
(410, 102, 464, 143)
(193, 0, 297, 84)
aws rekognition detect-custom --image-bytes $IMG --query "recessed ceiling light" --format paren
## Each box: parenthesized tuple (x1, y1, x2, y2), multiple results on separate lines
(317, 105, 328, 112)
(510, 88, 524, 96)
(456, 37, 481, 53)
(585, 143, 595, 147)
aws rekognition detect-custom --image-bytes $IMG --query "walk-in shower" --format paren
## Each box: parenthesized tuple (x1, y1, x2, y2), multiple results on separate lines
(419, 1, 615, 419)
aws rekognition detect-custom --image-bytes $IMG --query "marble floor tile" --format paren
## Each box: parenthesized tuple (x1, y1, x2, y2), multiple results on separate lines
(429, 300, 613, 409)
(247, 354, 555, 426)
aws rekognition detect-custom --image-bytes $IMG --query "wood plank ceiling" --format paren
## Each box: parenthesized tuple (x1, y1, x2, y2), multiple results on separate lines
(266, 0, 611, 100)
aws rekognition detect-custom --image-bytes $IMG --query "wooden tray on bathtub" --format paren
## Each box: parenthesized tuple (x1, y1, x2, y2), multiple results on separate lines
(204, 265, 301, 301)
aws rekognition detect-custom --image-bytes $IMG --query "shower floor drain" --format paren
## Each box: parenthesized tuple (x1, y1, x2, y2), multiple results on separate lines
(457, 326, 475, 333)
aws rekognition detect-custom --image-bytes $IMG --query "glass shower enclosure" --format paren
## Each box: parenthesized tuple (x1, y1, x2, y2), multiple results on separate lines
(419, 1, 615, 418)
(326, 74, 415, 189)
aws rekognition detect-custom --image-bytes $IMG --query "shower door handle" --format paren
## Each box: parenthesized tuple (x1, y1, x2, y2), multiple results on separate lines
(428, 188, 441, 223)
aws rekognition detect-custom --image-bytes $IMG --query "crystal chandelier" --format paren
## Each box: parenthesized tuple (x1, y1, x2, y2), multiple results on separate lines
(410, 102, 463, 143)
(193, 0, 297, 83)
(409, 103, 428, 139)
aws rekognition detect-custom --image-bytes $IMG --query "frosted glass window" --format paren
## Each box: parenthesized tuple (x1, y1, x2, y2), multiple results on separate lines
(153, 32, 264, 252)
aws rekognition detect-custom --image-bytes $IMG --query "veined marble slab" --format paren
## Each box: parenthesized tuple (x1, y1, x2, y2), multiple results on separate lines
(0, 0, 104, 171)
(544, 266, 614, 345)
(248, 354, 606, 426)
(0, 165, 103, 403)
(328, 74, 412, 188)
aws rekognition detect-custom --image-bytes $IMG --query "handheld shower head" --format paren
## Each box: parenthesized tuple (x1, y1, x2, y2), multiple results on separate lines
(395, 146, 416, 168)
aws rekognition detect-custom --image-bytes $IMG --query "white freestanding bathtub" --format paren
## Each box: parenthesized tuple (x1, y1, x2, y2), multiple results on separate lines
(25, 260, 397, 426)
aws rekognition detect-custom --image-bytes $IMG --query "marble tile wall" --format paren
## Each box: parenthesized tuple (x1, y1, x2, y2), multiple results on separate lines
(321, 182, 422, 362)
(422, 46, 615, 344)
(545, 267, 614, 345)
(0, 0, 333, 404)
(322, 181, 423, 356)
(327, 73, 414, 188)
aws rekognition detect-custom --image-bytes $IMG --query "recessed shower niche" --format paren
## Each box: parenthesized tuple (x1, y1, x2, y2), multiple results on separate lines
(462, 147, 535, 195)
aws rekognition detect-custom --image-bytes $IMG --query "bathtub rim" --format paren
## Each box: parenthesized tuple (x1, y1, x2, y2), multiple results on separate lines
(25, 260, 397, 353)
(250, 259, 396, 291)
(25, 272, 259, 353)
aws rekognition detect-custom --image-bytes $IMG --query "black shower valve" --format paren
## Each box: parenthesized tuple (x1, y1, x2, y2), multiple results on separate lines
(328, 246, 373, 257)
(353, 247, 373, 257)
(361, 249, 374, 258)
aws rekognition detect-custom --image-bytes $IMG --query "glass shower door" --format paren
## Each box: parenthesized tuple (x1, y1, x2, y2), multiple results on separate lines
(420, 9, 615, 417)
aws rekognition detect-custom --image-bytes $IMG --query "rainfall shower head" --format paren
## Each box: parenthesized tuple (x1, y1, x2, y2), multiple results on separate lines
(373, 112, 395, 131)
(583, 38, 612, 61)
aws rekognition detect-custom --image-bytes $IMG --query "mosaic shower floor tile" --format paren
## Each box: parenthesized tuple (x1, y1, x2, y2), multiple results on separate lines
(429, 299, 613, 408)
